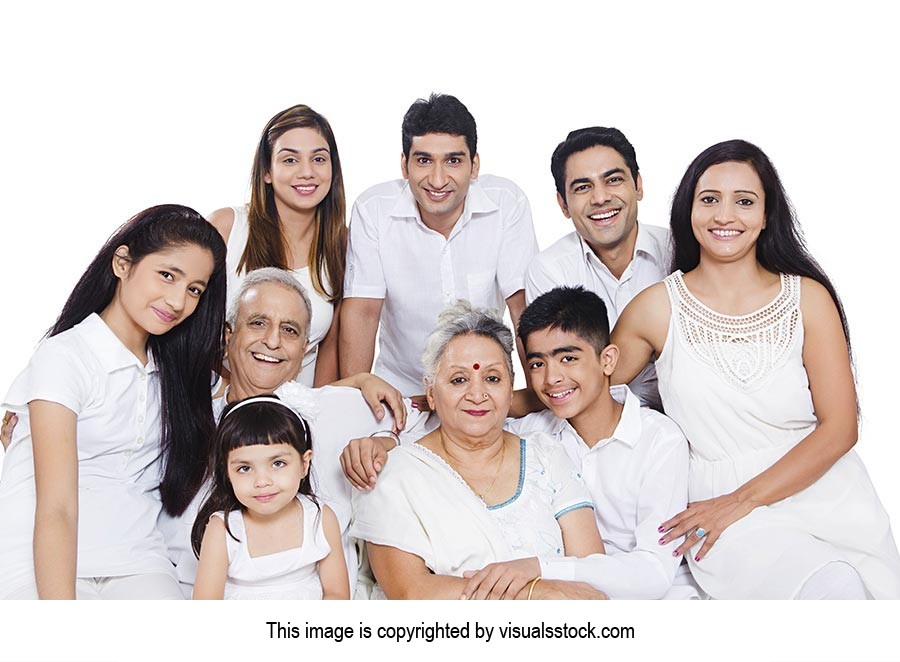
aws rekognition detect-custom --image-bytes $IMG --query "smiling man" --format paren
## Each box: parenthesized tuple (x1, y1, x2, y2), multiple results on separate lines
(339, 93, 538, 396)
(525, 127, 670, 410)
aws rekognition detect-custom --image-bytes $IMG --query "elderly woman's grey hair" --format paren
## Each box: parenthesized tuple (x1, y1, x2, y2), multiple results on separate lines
(421, 301, 514, 386)
(226, 267, 313, 339)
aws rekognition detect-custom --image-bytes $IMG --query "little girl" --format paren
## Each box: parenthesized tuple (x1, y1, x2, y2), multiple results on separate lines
(191, 396, 349, 599)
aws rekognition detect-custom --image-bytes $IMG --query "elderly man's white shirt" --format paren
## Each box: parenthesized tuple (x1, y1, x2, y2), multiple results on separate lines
(345, 175, 538, 395)
(506, 385, 698, 599)
(525, 224, 671, 410)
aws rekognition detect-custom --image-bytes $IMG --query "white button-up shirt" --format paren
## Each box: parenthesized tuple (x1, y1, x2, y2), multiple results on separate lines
(507, 385, 697, 599)
(525, 224, 671, 410)
(345, 175, 538, 395)
(0, 314, 174, 596)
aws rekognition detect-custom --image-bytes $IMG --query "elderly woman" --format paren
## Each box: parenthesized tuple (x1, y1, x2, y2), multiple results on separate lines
(351, 302, 606, 599)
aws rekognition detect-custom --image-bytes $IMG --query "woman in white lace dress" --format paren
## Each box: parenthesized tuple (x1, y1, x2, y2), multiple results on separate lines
(612, 140, 900, 599)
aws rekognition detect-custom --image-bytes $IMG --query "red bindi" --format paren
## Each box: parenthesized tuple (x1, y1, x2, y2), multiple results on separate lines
(473, 363, 480, 370)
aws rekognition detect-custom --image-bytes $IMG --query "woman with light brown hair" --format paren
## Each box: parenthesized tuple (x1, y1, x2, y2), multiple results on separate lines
(209, 105, 347, 386)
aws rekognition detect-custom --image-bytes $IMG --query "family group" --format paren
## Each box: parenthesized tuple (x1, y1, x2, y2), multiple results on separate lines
(2, 93, 899, 601)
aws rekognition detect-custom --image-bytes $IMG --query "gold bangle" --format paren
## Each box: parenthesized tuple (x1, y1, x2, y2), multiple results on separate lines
(527, 576, 542, 600)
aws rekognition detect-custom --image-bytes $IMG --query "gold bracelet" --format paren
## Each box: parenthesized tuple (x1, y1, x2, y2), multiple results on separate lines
(527, 576, 542, 600)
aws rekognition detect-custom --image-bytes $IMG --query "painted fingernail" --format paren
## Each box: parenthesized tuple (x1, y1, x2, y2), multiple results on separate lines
(658, 537, 666, 545)
(672, 550, 681, 557)
(658, 526, 664, 533)
(411, 402, 419, 408)
(694, 555, 700, 562)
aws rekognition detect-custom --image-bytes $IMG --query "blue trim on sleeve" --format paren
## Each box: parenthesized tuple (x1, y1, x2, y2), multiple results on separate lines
(554, 502, 594, 519)
(487, 439, 527, 511)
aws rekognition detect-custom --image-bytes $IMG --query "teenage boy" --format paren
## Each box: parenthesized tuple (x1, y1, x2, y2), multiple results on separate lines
(466, 287, 699, 599)
(526, 127, 669, 410)
(339, 93, 537, 395)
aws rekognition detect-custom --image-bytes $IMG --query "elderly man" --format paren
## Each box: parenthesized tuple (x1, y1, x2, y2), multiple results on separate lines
(158, 267, 434, 598)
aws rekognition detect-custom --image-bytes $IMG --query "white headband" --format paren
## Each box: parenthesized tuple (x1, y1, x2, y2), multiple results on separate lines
(223, 396, 307, 423)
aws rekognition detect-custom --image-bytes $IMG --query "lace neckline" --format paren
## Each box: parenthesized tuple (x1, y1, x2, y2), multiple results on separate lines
(666, 271, 802, 391)
(673, 270, 787, 321)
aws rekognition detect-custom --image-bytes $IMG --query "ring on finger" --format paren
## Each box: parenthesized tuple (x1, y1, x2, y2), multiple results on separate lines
(695, 527, 707, 539)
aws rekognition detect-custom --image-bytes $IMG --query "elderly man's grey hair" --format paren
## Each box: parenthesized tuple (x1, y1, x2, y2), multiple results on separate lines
(421, 300, 514, 386)
(226, 267, 313, 340)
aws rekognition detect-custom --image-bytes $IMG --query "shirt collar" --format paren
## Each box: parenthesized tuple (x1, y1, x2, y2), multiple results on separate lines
(556, 384, 643, 450)
(77, 313, 158, 374)
(605, 384, 642, 448)
(387, 177, 498, 224)
(579, 222, 665, 265)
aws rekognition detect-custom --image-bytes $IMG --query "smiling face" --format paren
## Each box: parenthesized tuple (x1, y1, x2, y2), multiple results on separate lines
(226, 282, 310, 397)
(559, 145, 643, 255)
(227, 442, 312, 517)
(401, 132, 480, 229)
(524, 326, 613, 423)
(691, 161, 766, 264)
(426, 334, 512, 442)
(264, 127, 333, 219)
(113, 243, 214, 338)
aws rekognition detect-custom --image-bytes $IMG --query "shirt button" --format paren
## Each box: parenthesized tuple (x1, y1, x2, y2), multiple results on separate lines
(140, 374, 147, 381)
(139, 393, 145, 402)
(137, 436, 144, 445)
(137, 416, 144, 424)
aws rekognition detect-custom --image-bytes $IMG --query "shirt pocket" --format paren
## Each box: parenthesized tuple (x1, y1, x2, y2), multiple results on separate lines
(466, 271, 498, 306)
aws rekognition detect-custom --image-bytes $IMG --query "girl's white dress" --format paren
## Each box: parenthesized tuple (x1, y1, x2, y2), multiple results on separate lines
(212, 494, 329, 599)
(657, 271, 900, 599)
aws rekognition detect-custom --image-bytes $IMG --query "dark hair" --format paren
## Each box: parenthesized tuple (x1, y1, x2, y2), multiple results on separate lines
(401, 93, 477, 159)
(518, 286, 611, 355)
(49, 204, 227, 516)
(191, 397, 317, 556)
(550, 127, 639, 201)
(243, 104, 347, 303)
(670, 139, 852, 358)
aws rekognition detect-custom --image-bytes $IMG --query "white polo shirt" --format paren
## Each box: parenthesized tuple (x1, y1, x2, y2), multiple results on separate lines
(345, 175, 538, 395)
(506, 385, 698, 599)
(524, 224, 671, 410)
(160, 382, 437, 596)
(0, 314, 175, 597)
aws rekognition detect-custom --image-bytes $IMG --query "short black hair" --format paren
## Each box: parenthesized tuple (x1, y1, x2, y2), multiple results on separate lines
(550, 127, 639, 201)
(402, 93, 477, 159)
(518, 286, 611, 355)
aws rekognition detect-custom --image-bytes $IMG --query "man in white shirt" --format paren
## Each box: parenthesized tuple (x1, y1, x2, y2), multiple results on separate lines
(525, 127, 670, 410)
(340, 93, 538, 395)
(464, 287, 700, 599)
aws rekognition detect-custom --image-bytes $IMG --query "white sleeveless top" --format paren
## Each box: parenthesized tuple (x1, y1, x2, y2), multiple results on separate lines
(212, 494, 329, 600)
(224, 205, 334, 386)
(656, 271, 900, 599)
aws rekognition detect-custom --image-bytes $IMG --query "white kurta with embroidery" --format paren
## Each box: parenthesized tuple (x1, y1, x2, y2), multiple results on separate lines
(657, 271, 900, 599)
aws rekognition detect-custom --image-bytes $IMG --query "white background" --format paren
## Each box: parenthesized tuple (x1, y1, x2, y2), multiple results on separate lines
(1, 0, 897, 657)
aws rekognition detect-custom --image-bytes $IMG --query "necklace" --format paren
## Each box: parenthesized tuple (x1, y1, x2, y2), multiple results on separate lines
(440, 429, 507, 502)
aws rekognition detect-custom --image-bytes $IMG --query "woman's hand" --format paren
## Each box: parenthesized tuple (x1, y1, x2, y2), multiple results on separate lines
(658, 493, 755, 561)
(1, 411, 18, 450)
(459, 557, 540, 600)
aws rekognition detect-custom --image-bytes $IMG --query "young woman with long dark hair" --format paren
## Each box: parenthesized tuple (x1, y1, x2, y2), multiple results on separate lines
(611, 140, 900, 599)
(208, 105, 346, 386)
(0, 204, 226, 599)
